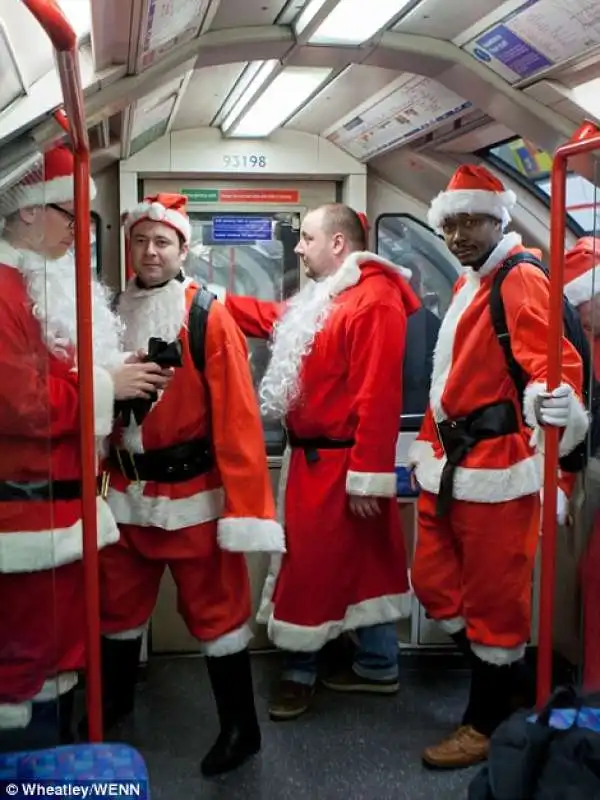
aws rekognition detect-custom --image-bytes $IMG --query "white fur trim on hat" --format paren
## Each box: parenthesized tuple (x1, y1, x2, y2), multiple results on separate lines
(0, 174, 97, 217)
(124, 201, 191, 244)
(427, 188, 517, 232)
(565, 263, 600, 307)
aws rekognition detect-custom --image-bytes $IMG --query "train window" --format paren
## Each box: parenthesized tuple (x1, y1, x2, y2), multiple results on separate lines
(482, 136, 600, 236)
(91, 212, 101, 278)
(375, 213, 460, 427)
(183, 211, 301, 457)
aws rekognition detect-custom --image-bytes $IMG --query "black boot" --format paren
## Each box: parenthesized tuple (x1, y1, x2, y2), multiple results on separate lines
(78, 636, 142, 740)
(451, 630, 476, 663)
(201, 649, 261, 777)
(466, 657, 518, 737)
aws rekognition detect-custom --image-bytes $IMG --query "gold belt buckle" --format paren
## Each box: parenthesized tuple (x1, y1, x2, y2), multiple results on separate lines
(100, 471, 110, 499)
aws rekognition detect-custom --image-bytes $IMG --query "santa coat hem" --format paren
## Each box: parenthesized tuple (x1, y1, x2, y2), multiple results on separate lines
(107, 485, 224, 530)
(0, 671, 79, 729)
(0, 497, 120, 573)
(408, 439, 542, 502)
(265, 592, 412, 652)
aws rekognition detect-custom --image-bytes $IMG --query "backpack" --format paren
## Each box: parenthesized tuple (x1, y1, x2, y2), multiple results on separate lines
(187, 285, 215, 372)
(489, 251, 600, 473)
(468, 685, 600, 799)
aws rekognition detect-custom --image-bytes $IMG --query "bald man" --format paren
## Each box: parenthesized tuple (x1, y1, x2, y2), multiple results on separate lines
(211, 204, 421, 720)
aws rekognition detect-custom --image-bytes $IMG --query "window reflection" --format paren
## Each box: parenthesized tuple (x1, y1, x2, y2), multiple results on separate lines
(376, 214, 459, 422)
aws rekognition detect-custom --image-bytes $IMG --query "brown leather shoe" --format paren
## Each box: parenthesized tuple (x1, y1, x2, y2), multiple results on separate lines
(422, 725, 490, 769)
(268, 680, 315, 721)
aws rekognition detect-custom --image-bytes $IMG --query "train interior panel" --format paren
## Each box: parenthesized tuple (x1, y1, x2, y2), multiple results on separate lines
(1, 0, 600, 796)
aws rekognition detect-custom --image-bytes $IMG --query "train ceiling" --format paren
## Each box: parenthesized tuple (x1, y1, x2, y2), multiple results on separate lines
(0, 0, 599, 167)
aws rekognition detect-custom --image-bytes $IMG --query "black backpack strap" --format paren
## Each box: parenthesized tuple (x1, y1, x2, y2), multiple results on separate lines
(489, 252, 548, 407)
(188, 286, 215, 373)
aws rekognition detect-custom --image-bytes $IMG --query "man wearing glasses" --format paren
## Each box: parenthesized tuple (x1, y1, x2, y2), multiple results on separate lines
(0, 144, 170, 747)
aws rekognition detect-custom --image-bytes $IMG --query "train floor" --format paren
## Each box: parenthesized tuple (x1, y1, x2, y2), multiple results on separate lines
(113, 651, 480, 799)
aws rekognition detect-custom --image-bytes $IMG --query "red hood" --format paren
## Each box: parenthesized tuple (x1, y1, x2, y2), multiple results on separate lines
(356, 253, 422, 318)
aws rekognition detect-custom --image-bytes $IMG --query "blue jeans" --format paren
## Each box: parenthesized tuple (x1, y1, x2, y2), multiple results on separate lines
(281, 623, 399, 687)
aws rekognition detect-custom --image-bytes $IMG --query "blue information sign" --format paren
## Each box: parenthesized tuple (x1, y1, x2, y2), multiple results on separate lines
(212, 216, 272, 243)
(474, 23, 552, 79)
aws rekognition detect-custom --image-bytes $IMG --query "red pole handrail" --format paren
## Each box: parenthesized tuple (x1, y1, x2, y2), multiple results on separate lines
(21, 0, 103, 742)
(537, 126, 600, 709)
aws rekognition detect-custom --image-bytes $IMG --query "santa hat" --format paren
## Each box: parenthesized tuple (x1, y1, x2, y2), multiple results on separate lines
(427, 164, 517, 232)
(123, 193, 191, 245)
(0, 144, 96, 217)
(564, 237, 600, 307)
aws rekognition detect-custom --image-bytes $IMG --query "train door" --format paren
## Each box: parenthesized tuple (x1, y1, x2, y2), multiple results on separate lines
(374, 213, 461, 649)
(144, 180, 337, 654)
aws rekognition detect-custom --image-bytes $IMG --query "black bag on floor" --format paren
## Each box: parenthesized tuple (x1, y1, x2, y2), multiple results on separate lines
(468, 686, 600, 799)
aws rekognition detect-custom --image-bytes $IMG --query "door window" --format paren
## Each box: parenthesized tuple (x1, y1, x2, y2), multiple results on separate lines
(185, 212, 301, 456)
(376, 213, 460, 428)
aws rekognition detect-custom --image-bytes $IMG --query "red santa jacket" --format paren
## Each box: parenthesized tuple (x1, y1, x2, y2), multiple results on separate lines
(0, 242, 119, 574)
(107, 278, 284, 554)
(214, 251, 421, 497)
(409, 232, 588, 504)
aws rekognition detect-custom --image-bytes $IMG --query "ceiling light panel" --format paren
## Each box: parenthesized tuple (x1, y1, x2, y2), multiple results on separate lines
(225, 67, 332, 138)
(297, 0, 413, 45)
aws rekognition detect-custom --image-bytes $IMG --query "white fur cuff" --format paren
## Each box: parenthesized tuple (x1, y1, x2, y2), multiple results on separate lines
(93, 366, 115, 437)
(0, 702, 31, 729)
(346, 470, 397, 497)
(523, 381, 589, 457)
(217, 517, 286, 553)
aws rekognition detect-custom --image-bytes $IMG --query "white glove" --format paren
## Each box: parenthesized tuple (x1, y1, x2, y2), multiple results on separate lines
(539, 487, 569, 526)
(557, 487, 568, 525)
(536, 385, 571, 427)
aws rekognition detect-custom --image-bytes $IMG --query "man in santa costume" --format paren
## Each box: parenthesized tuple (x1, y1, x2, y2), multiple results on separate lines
(209, 203, 420, 721)
(95, 192, 283, 777)
(562, 237, 600, 691)
(0, 144, 170, 746)
(408, 164, 589, 769)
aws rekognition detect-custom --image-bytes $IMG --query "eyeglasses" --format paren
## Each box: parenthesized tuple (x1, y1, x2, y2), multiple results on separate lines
(46, 203, 75, 229)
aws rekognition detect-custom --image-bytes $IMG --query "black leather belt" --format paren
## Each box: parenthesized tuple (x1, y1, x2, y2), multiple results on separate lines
(0, 476, 102, 502)
(435, 400, 520, 517)
(287, 433, 354, 464)
(110, 437, 214, 483)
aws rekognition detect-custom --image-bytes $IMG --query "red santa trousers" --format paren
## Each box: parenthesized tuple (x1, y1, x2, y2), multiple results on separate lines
(0, 561, 85, 703)
(412, 490, 540, 660)
(100, 521, 252, 651)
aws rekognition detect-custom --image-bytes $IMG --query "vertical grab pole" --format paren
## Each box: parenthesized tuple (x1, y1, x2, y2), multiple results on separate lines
(21, 0, 103, 741)
(536, 152, 566, 709)
(536, 123, 600, 709)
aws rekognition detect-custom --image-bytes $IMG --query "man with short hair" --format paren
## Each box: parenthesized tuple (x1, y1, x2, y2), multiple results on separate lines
(409, 165, 589, 768)
(96, 193, 283, 777)
(0, 145, 169, 745)
(212, 203, 420, 721)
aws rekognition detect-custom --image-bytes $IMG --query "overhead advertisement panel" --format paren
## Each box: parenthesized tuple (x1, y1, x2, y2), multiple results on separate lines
(324, 74, 471, 162)
(139, 0, 207, 71)
(463, 0, 600, 84)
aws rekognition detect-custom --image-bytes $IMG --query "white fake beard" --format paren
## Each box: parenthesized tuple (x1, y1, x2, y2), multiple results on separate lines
(19, 250, 124, 370)
(118, 278, 187, 353)
(259, 278, 335, 419)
